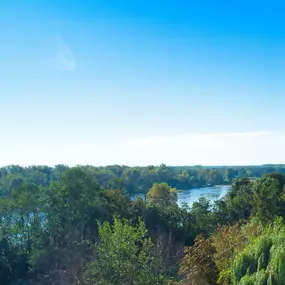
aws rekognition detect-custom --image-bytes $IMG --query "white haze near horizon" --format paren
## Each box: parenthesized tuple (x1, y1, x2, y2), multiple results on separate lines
(1, 131, 285, 167)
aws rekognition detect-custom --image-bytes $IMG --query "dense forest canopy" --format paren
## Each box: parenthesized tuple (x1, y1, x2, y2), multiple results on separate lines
(1, 164, 285, 196)
(1, 164, 285, 284)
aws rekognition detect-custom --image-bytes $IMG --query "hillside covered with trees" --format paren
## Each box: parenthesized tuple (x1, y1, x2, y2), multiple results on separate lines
(1, 165, 285, 284)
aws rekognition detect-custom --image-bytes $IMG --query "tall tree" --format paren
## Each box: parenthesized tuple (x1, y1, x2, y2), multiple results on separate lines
(211, 223, 246, 285)
(146, 183, 177, 207)
(178, 235, 218, 285)
(252, 177, 280, 223)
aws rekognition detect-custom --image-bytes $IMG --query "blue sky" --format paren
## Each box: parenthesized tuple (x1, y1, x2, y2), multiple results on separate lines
(1, 0, 285, 166)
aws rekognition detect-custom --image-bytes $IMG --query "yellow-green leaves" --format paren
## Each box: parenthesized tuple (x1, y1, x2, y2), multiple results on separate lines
(146, 183, 177, 207)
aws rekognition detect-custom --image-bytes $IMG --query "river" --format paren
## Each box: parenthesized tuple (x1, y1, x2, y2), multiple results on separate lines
(131, 185, 231, 208)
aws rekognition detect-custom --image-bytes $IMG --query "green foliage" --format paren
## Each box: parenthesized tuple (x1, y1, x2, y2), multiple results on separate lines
(231, 218, 285, 285)
(211, 223, 247, 285)
(147, 183, 177, 207)
(225, 178, 254, 222)
(84, 217, 167, 285)
(191, 197, 214, 235)
(0, 182, 43, 284)
(252, 177, 280, 223)
(43, 168, 107, 242)
(2, 164, 285, 197)
(178, 235, 219, 285)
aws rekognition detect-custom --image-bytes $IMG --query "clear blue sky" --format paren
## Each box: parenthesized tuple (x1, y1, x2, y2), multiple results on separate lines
(1, 0, 285, 166)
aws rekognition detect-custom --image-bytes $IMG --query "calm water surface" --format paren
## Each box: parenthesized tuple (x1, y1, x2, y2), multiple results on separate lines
(132, 185, 231, 208)
(177, 185, 231, 207)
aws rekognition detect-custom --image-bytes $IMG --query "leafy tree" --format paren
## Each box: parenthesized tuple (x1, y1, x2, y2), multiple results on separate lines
(223, 168, 235, 182)
(0, 173, 23, 197)
(231, 218, 285, 285)
(252, 177, 280, 223)
(226, 178, 253, 222)
(104, 189, 132, 218)
(0, 183, 43, 284)
(212, 199, 233, 226)
(131, 196, 146, 221)
(27, 168, 109, 284)
(146, 183, 177, 207)
(84, 217, 168, 285)
(264, 172, 285, 194)
(211, 223, 246, 284)
(190, 197, 213, 235)
(178, 235, 218, 285)
(44, 168, 107, 240)
(0, 197, 30, 284)
(107, 177, 126, 191)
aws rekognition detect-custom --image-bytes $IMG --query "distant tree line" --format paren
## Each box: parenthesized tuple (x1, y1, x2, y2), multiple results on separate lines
(1, 164, 285, 196)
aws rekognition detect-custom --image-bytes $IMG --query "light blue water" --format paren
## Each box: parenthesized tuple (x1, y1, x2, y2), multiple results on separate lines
(177, 185, 231, 207)
(131, 185, 231, 208)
